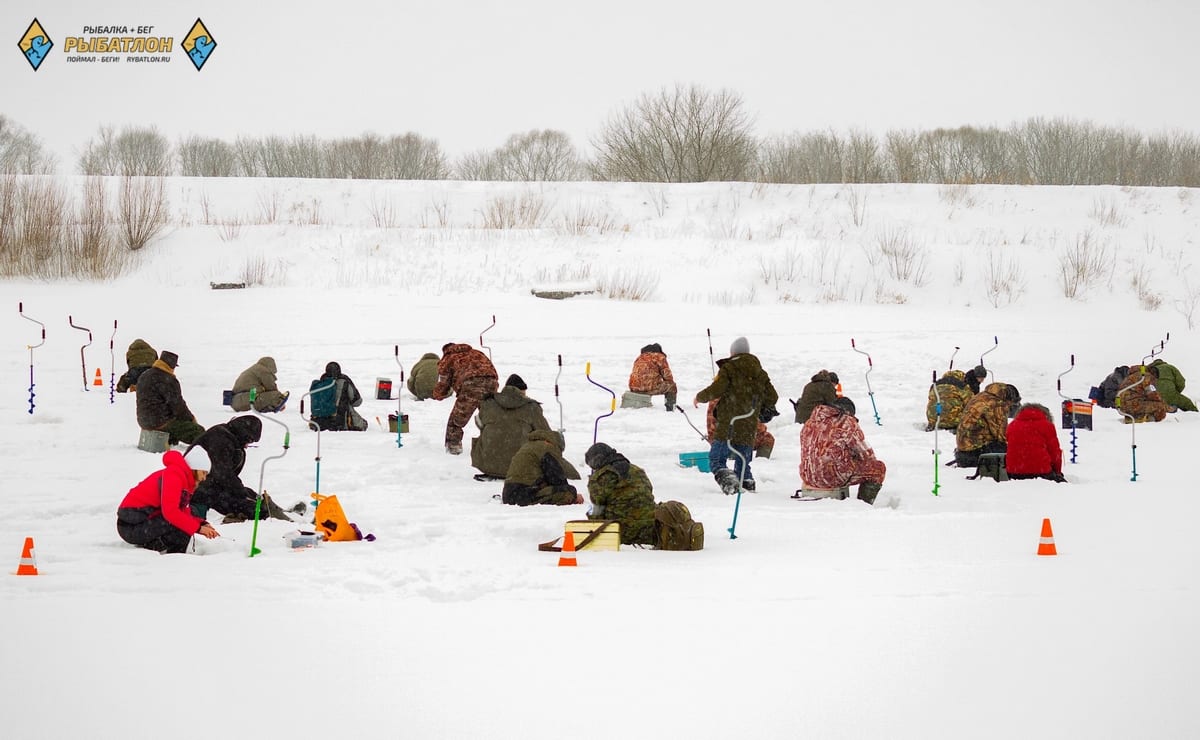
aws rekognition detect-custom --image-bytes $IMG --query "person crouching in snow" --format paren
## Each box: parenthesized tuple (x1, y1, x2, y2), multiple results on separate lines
(584, 442, 657, 546)
(432, 342, 499, 454)
(628, 342, 678, 411)
(799, 397, 886, 504)
(501, 430, 583, 506)
(1005, 403, 1066, 482)
(230, 356, 289, 413)
(116, 449, 218, 553)
(185, 414, 297, 523)
(116, 338, 157, 393)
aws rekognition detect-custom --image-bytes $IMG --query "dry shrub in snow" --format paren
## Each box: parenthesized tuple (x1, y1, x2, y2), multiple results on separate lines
(118, 176, 169, 251)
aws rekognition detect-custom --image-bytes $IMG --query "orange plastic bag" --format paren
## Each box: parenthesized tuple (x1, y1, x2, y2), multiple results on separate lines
(311, 493, 360, 542)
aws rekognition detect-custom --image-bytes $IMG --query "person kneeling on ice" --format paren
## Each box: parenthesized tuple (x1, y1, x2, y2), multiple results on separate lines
(185, 414, 298, 522)
(584, 442, 656, 546)
(1113, 365, 1170, 422)
(1148, 358, 1197, 412)
(116, 449, 218, 554)
(1005, 403, 1066, 482)
(954, 382, 1021, 467)
(230, 356, 289, 413)
(924, 365, 986, 432)
(309, 362, 368, 431)
(501, 430, 583, 506)
(694, 336, 779, 494)
(407, 352, 441, 400)
(116, 338, 157, 393)
(472, 374, 552, 481)
(799, 397, 886, 504)
(628, 342, 678, 411)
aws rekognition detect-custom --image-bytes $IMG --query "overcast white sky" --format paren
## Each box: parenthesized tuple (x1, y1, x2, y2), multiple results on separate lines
(5, 0, 1199, 168)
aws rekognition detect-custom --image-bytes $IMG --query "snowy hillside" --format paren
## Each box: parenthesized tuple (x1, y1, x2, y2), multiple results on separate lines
(3, 179, 1198, 740)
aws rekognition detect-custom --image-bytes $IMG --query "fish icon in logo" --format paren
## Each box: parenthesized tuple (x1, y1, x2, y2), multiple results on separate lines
(182, 18, 216, 71)
(18, 18, 53, 71)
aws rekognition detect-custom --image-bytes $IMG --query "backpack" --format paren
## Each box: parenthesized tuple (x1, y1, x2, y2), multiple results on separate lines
(967, 453, 1009, 482)
(308, 377, 337, 418)
(654, 500, 704, 551)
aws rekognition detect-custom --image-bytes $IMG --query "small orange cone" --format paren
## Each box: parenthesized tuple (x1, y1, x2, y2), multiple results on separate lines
(1037, 518, 1057, 556)
(93, 368, 103, 386)
(557, 530, 578, 567)
(16, 537, 38, 575)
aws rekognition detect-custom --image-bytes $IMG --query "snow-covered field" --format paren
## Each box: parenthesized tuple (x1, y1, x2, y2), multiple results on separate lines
(3, 180, 1198, 739)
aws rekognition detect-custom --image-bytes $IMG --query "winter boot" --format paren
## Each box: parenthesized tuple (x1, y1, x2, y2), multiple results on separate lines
(742, 478, 756, 492)
(714, 469, 740, 495)
(754, 442, 773, 459)
(857, 481, 883, 505)
(261, 493, 294, 521)
(446, 443, 463, 455)
(664, 392, 677, 412)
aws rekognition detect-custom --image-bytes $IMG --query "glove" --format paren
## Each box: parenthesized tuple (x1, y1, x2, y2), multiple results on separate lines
(759, 405, 780, 423)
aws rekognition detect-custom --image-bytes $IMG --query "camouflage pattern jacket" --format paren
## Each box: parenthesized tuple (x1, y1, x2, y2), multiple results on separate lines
(1115, 368, 1169, 422)
(799, 404, 880, 489)
(628, 345, 677, 395)
(926, 370, 975, 428)
(407, 352, 440, 400)
(501, 430, 581, 506)
(117, 338, 158, 393)
(955, 382, 1012, 453)
(136, 360, 196, 430)
(586, 452, 656, 546)
(793, 370, 838, 423)
(695, 353, 779, 446)
(471, 385, 552, 477)
(432, 344, 498, 400)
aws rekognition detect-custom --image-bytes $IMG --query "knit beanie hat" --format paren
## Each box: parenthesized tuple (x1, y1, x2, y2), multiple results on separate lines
(505, 374, 527, 391)
(730, 337, 750, 356)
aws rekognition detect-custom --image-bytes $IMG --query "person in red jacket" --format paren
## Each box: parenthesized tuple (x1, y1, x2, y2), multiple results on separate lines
(1005, 403, 1066, 482)
(116, 450, 220, 553)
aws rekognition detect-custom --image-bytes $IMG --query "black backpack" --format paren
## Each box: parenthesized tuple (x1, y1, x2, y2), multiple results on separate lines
(654, 501, 704, 551)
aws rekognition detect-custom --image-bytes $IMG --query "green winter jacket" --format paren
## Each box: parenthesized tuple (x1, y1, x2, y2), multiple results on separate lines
(695, 353, 779, 446)
(1149, 360, 1197, 411)
(586, 453, 656, 546)
(407, 353, 440, 400)
(471, 385, 552, 477)
(117, 339, 158, 393)
(794, 370, 838, 423)
(231, 357, 284, 412)
(501, 430, 581, 506)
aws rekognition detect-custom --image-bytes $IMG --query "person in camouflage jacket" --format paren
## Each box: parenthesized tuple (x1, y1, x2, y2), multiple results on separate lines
(627, 342, 678, 410)
(432, 343, 499, 453)
(501, 430, 582, 506)
(1148, 359, 1197, 412)
(694, 337, 779, 494)
(792, 370, 838, 424)
(924, 367, 986, 431)
(799, 397, 886, 503)
(471, 374, 551, 478)
(230, 356, 288, 413)
(407, 352, 441, 400)
(1114, 366, 1169, 422)
(116, 338, 157, 393)
(135, 351, 204, 445)
(584, 442, 656, 545)
(954, 382, 1020, 467)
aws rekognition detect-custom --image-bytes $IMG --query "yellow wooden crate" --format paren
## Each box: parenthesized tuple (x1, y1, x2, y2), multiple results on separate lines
(566, 520, 621, 551)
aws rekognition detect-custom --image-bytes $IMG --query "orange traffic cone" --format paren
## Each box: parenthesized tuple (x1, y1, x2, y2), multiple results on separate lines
(93, 368, 103, 386)
(557, 530, 578, 567)
(1037, 518, 1057, 556)
(16, 537, 38, 575)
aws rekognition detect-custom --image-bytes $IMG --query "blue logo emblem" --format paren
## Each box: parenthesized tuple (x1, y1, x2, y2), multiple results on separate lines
(182, 18, 216, 71)
(18, 18, 53, 71)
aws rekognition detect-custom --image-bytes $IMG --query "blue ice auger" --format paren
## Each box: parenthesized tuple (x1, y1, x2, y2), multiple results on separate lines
(1056, 354, 1080, 464)
(726, 405, 757, 540)
(480, 314, 496, 360)
(250, 387, 291, 557)
(18, 303, 45, 415)
(931, 371, 942, 496)
(108, 320, 118, 404)
(299, 379, 335, 496)
(850, 338, 881, 426)
(393, 345, 404, 448)
(979, 336, 999, 382)
(69, 315, 93, 392)
(585, 362, 615, 445)
(1115, 363, 1152, 482)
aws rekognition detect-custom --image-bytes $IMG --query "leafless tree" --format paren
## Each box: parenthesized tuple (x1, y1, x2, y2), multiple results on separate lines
(454, 149, 503, 181)
(592, 84, 756, 182)
(118, 176, 169, 250)
(0, 115, 55, 174)
(178, 135, 238, 177)
(493, 129, 582, 181)
(380, 133, 448, 180)
(78, 125, 172, 176)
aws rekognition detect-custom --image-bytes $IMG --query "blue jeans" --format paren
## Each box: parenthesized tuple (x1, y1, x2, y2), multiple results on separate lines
(709, 439, 753, 482)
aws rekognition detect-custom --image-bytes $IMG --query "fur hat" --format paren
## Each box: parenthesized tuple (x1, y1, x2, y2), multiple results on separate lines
(585, 442, 616, 469)
(159, 350, 179, 369)
(730, 337, 750, 356)
(831, 396, 856, 417)
(968, 364, 987, 381)
(504, 374, 527, 391)
(828, 371, 839, 385)
(228, 415, 263, 446)
(324, 361, 341, 377)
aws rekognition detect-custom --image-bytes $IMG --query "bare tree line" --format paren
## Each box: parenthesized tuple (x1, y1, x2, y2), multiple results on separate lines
(4, 84, 1200, 184)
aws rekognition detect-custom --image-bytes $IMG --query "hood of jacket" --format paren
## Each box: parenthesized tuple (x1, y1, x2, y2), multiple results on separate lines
(490, 384, 538, 411)
(527, 429, 565, 452)
(257, 356, 277, 375)
(227, 414, 263, 445)
(442, 343, 473, 357)
(419, 352, 439, 361)
(640, 343, 663, 355)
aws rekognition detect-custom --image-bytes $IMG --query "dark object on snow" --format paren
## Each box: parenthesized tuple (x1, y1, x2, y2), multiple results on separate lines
(210, 282, 247, 290)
